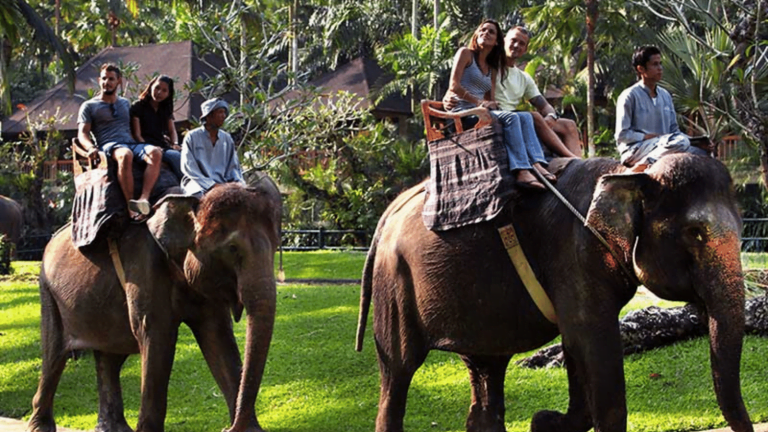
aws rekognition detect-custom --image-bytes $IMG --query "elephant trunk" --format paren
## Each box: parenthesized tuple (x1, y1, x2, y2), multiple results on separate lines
(229, 269, 276, 432)
(697, 233, 753, 432)
(705, 300, 753, 432)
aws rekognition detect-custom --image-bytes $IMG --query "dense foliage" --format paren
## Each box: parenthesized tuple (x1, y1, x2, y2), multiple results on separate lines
(0, 0, 765, 234)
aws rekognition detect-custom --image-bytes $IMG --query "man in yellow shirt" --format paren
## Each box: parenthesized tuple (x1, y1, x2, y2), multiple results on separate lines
(496, 26, 582, 158)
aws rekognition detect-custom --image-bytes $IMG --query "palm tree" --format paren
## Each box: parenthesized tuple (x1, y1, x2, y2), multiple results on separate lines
(0, 0, 74, 116)
(375, 22, 458, 104)
(640, 0, 768, 188)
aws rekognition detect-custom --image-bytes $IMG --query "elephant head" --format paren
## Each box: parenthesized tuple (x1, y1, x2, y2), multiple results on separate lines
(585, 153, 751, 432)
(147, 179, 282, 432)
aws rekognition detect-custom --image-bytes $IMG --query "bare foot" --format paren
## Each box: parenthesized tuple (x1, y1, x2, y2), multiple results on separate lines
(533, 163, 557, 183)
(515, 170, 546, 191)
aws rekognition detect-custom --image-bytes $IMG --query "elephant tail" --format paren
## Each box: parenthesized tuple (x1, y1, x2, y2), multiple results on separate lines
(355, 240, 376, 352)
(355, 180, 427, 352)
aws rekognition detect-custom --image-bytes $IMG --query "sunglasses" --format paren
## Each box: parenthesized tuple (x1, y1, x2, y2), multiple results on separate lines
(109, 103, 117, 118)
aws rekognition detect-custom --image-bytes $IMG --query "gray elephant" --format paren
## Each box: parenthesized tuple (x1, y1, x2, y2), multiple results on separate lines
(356, 154, 753, 432)
(0, 194, 23, 243)
(27, 180, 281, 432)
(0, 194, 23, 244)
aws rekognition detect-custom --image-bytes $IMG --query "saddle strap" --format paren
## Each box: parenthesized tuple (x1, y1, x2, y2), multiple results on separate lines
(108, 238, 127, 290)
(498, 224, 557, 324)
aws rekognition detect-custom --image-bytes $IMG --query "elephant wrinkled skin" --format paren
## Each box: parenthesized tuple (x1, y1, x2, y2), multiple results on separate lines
(27, 180, 281, 432)
(0, 195, 23, 264)
(0, 195, 23, 245)
(356, 154, 753, 432)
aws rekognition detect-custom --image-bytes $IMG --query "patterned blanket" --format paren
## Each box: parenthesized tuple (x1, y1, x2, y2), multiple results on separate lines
(422, 123, 516, 231)
(71, 162, 180, 249)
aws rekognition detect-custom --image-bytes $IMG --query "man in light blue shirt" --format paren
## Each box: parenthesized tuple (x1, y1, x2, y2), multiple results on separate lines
(181, 98, 245, 197)
(615, 46, 708, 171)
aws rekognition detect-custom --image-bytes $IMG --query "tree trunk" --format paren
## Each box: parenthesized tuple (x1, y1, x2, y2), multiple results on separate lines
(434, 0, 439, 30)
(585, 0, 597, 157)
(519, 295, 768, 369)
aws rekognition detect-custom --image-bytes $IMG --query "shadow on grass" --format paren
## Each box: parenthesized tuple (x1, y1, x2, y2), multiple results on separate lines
(3, 280, 768, 432)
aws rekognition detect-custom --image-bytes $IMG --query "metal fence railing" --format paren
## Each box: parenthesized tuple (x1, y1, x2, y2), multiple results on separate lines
(12, 220, 768, 262)
(281, 229, 370, 251)
(742, 218, 768, 269)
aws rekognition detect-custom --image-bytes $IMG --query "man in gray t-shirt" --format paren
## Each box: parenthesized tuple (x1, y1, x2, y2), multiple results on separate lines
(77, 63, 163, 222)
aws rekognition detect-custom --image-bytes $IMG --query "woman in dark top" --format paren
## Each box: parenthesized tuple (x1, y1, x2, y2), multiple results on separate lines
(130, 75, 182, 179)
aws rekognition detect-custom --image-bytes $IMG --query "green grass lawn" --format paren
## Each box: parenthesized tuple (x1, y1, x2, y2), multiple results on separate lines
(1, 252, 767, 432)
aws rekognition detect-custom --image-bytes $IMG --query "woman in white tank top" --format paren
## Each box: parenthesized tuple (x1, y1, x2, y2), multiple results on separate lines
(442, 19, 554, 190)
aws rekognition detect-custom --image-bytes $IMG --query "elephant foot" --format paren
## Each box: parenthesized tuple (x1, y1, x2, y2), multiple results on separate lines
(531, 410, 568, 432)
(26, 418, 55, 432)
(466, 408, 506, 432)
(95, 421, 135, 432)
(222, 428, 266, 432)
(222, 420, 266, 432)
(531, 410, 590, 432)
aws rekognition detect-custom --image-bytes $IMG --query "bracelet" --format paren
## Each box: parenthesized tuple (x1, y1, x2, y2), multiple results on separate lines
(546, 112, 559, 120)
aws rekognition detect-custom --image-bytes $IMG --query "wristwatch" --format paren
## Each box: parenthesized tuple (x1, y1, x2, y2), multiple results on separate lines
(545, 112, 559, 121)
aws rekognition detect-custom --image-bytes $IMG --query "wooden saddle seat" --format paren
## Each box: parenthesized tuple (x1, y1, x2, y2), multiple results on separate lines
(420, 100, 494, 142)
(71, 137, 108, 175)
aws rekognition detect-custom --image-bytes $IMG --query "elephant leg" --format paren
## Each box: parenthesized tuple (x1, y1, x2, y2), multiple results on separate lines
(27, 286, 67, 432)
(373, 334, 428, 432)
(134, 324, 178, 432)
(187, 305, 243, 423)
(460, 354, 511, 432)
(94, 351, 133, 432)
(123, 281, 178, 432)
(531, 346, 592, 432)
(533, 327, 626, 432)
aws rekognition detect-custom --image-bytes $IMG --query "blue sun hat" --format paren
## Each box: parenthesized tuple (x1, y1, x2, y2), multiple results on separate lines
(201, 98, 229, 123)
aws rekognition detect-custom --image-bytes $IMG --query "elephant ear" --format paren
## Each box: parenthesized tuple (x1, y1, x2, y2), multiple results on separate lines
(585, 172, 658, 261)
(147, 194, 200, 262)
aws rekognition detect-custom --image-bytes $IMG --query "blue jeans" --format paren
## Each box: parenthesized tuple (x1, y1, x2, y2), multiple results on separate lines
(491, 110, 547, 171)
(162, 149, 183, 180)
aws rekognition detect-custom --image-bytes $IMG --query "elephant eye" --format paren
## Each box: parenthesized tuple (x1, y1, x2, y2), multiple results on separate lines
(684, 225, 707, 244)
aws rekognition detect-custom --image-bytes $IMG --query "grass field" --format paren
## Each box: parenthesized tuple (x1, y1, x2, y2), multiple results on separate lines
(1, 252, 767, 432)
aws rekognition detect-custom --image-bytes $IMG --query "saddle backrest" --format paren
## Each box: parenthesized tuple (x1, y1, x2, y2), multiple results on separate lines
(420, 99, 494, 142)
(71, 137, 108, 176)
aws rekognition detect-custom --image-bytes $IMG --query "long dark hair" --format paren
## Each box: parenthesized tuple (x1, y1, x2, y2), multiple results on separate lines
(468, 19, 507, 82)
(138, 75, 175, 119)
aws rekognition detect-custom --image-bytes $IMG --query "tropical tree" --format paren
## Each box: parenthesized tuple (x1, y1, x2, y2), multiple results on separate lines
(0, 0, 74, 115)
(637, 0, 768, 188)
(520, 0, 667, 155)
(375, 22, 459, 103)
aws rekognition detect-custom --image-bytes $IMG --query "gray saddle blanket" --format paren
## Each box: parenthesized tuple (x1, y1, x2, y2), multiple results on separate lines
(422, 123, 516, 231)
(71, 163, 180, 249)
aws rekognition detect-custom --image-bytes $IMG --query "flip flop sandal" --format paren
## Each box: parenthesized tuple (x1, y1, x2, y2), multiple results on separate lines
(517, 180, 546, 191)
(539, 172, 557, 184)
(129, 199, 151, 215)
(129, 212, 149, 224)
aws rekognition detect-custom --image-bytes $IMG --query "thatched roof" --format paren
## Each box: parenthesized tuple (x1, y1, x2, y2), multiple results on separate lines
(270, 57, 413, 118)
(1, 41, 234, 137)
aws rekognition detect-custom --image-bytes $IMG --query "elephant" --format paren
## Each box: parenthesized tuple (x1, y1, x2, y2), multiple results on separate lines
(355, 154, 753, 432)
(27, 179, 282, 432)
(0, 194, 23, 244)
